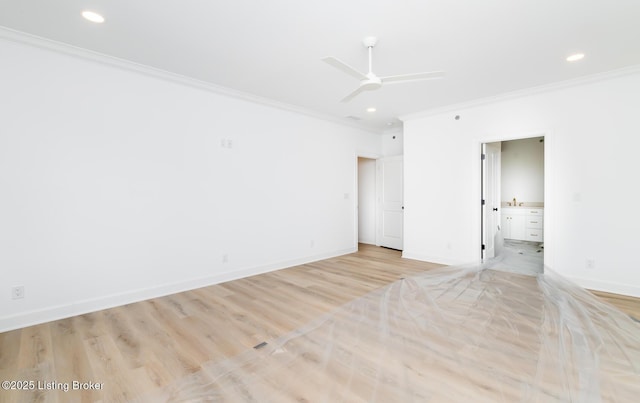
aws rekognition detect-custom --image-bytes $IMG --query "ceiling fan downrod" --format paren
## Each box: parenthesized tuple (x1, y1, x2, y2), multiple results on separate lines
(363, 36, 377, 75)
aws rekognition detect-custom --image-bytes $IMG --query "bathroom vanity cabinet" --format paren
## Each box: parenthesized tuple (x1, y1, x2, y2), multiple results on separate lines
(501, 208, 544, 242)
(524, 208, 543, 242)
(501, 209, 525, 240)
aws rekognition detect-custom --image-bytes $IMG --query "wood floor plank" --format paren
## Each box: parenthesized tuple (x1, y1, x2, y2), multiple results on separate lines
(590, 289, 640, 319)
(49, 317, 94, 403)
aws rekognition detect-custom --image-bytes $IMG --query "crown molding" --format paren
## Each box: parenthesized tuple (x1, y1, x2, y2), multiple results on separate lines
(0, 26, 381, 135)
(400, 64, 640, 122)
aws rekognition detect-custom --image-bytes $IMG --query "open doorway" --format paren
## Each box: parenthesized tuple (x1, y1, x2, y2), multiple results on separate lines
(356, 155, 404, 251)
(357, 157, 376, 246)
(482, 136, 545, 274)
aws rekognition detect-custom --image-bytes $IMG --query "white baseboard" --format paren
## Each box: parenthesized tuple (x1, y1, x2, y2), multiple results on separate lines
(401, 251, 468, 266)
(0, 247, 356, 333)
(566, 276, 640, 298)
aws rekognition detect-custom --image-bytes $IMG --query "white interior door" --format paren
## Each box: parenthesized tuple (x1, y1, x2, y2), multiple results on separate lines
(377, 156, 403, 250)
(482, 143, 501, 259)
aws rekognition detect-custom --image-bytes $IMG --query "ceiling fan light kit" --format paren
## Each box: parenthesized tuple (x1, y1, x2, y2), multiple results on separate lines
(323, 36, 444, 102)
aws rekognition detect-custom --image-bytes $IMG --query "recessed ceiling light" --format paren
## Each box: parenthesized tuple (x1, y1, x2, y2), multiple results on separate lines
(566, 53, 585, 62)
(82, 10, 105, 23)
(366, 107, 376, 113)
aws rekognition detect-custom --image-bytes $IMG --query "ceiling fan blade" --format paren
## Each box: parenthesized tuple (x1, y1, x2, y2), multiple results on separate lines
(341, 86, 367, 103)
(323, 56, 367, 80)
(381, 71, 445, 84)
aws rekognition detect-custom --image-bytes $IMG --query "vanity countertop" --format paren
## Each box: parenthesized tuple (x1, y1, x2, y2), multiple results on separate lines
(501, 202, 544, 209)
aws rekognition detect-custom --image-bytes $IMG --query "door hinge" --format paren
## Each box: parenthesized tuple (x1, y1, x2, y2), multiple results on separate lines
(482, 244, 486, 250)
(482, 199, 486, 205)
(481, 153, 486, 160)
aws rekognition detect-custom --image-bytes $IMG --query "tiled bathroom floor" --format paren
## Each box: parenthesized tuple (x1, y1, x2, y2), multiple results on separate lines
(488, 239, 544, 275)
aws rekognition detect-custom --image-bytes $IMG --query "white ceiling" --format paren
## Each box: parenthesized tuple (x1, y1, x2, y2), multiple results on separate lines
(1, 0, 639, 133)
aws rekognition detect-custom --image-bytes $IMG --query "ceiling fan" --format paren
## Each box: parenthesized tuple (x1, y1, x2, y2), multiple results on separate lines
(323, 37, 445, 103)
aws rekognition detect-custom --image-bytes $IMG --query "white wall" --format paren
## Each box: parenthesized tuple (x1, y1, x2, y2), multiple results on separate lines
(0, 36, 382, 331)
(501, 137, 544, 204)
(381, 130, 403, 156)
(403, 69, 640, 297)
(357, 158, 376, 244)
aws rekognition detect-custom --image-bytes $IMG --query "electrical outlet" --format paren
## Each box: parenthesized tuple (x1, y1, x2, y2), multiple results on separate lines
(220, 138, 234, 149)
(12, 286, 24, 300)
(222, 254, 228, 263)
(586, 259, 595, 270)
(310, 240, 315, 248)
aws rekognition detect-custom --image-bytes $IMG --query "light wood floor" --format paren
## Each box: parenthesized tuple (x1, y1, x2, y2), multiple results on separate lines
(1, 244, 639, 402)
(590, 289, 640, 319)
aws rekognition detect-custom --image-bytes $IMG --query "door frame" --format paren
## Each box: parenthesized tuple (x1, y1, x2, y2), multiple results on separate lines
(354, 153, 405, 251)
(479, 130, 551, 267)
